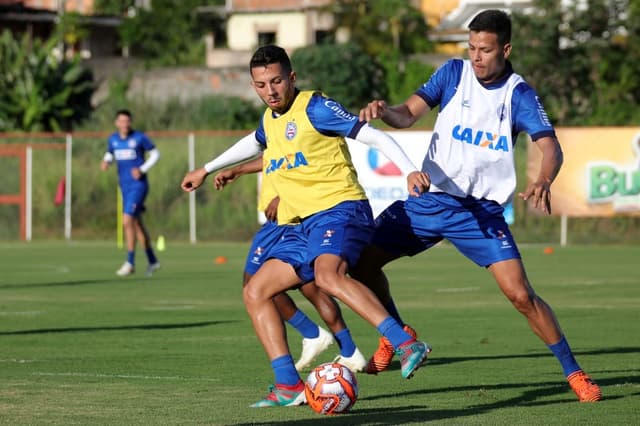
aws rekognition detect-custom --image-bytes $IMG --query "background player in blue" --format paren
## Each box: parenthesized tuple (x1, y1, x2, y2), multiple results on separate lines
(101, 109, 161, 277)
(356, 9, 601, 402)
(182, 45, 431, 407)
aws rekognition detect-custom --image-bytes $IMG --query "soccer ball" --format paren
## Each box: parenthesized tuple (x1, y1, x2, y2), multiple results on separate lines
(304, 362, 358, 415)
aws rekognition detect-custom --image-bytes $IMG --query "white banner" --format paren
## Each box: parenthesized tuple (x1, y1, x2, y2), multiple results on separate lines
(347, 131, 432, 217)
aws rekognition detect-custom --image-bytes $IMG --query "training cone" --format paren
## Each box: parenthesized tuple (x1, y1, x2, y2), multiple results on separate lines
(157, 235, 166, 252)
(214, 256, 228, 264)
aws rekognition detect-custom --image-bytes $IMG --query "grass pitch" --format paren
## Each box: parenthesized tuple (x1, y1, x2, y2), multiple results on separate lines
(1, 241, 638, 425)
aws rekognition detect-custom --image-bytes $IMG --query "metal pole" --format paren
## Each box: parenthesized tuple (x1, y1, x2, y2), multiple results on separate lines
(560, 214, 567, 247)
(26, 146, 32, 241)
(188, 133, 197, 244)
(65, 133, 72, 240)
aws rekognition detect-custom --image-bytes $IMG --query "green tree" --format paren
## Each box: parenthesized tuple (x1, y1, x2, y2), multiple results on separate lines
(95, 0, 225, 66)
(291, 42, 388, 111)
(329, 0, 432, 58)
(0, 30, 93, 132)
(511, 0, 640, 125)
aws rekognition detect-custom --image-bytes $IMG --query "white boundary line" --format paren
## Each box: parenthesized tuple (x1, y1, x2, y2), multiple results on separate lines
(31, 371, 220, 382)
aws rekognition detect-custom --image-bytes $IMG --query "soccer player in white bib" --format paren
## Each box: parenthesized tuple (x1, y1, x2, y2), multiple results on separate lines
(356, 9, 601, 402)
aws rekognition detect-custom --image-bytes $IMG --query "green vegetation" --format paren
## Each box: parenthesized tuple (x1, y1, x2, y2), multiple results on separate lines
(0, 30, 93, 132)
(0, 242, 638, 424)
(511, 0, 640, 125)
(292, 42, 388, 111)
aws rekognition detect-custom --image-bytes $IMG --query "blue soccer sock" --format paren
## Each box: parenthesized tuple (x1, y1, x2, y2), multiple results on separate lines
(145, 248, 158, 264)
(548, 335, 581, 377)
(385, 299, 404, 325)
(334, 328, 356, 357)
(287, 309, 319, 339)
(376, 316, 414, 349)
(271, 354, 301, 386)
(127, 251, 135, 265)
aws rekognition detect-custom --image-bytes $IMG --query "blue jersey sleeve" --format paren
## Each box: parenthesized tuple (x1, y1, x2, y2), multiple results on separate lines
(511, 83, 556, 141)
(255, 116, 267, 147)
(138, 131, 155, 151)
(306, 93, 365, 139)
(415, 59, 464, 110)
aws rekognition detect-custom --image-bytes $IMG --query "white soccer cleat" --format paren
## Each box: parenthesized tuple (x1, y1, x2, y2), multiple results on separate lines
(116, 262, 134, 277)
(333, 347, 367, 373)
(145, 262, 161, 277)
(295, 327, 334, 371)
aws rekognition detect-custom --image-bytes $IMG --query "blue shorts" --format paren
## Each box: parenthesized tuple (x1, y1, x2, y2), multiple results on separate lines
(301, 200, 374, 269)
(245, 220, 314, 283)
(121, 184, 148, 216)
(372, 192, 521, 267)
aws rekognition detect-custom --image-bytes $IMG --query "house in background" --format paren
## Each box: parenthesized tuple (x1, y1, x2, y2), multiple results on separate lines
(0, 0, 121, 58)
(421, 0, 533, 54)
(202, 0, 336, 68)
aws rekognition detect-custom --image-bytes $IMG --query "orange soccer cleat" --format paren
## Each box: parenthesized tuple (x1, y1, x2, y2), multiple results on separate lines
(365, 325, 420, 375)
(567, 370, 602, 402)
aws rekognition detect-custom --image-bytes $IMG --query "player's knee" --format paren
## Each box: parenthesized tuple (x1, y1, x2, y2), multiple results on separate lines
(507, 288, 536, 313)
(313, 271, 339, 296)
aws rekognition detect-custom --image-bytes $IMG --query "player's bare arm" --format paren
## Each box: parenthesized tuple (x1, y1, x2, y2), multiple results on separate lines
(213, 156, 263, 190)
(359, 95, 430, 129)
(181, 168, 208, 192)
(182, 132, 263, 192)
(264, 196, 279, 221)
(131, 167, 142, 180)
(518, 136, 563, 214)
(407, 171, 431, 196)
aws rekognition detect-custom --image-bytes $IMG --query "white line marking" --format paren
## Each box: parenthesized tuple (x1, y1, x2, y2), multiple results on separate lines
(31, 372, 220, 382)
(0, 311, 44, 316)
(435, 287, 480, 293)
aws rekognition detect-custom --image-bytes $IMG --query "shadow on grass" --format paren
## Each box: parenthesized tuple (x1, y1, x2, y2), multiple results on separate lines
(233, 374, 639, 426)
(0, 279, 116, 289)
(0, 320, 235, 335)
(380, 346, 640, 371)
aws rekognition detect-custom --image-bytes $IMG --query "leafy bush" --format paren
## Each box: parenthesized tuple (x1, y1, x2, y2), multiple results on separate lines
(0, 30, 94, 132)
(291, 42, 388, 111)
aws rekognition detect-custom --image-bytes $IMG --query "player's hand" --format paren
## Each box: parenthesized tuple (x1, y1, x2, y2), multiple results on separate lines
(100, 161, 110, 171)
(131, 167, 142, 180)
(359, 100, 388, 122)
(407, 171, 430, 196)
(264, 196, 279, 221)
(518, 180, 552, 214)
(213, 169, 239, 190)
(181, 168, 208, 192)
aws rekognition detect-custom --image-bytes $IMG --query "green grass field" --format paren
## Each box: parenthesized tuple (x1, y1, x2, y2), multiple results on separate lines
(1, 241, 638, 425)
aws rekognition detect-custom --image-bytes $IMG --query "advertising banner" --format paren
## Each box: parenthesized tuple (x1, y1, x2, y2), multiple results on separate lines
(527, 127, 640, 217)
(347, 131, 432, 217)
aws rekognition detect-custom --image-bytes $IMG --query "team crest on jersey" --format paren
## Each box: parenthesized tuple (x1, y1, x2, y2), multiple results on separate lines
(285, 122, 297, 140)
(128, 139, 136, 148)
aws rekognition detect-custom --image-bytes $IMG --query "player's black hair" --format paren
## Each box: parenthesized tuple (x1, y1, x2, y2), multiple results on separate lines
(468, 9, 511, 46)
(249, 45, 292, 74)
(115, 109, 132, 119)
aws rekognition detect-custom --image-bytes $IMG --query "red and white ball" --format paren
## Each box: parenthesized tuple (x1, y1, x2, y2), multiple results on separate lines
(304, 362, 358, 415)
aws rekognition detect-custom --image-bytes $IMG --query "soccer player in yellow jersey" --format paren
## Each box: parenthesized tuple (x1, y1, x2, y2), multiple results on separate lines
(212, 157, 367, 373)
(181, 45, 431, 407)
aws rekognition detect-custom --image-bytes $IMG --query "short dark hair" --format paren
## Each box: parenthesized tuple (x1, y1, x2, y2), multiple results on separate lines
(115, 109, 132, 119)
(468, 9, 511, 45)
(249, 45, 292, 74)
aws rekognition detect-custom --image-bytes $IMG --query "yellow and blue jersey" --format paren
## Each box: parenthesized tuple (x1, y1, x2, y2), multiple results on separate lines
(255, 90, 367, 225)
